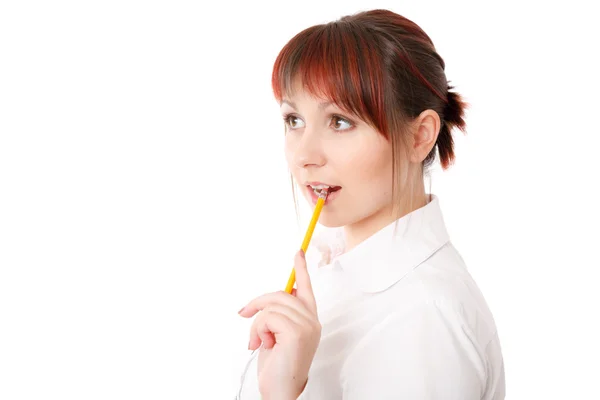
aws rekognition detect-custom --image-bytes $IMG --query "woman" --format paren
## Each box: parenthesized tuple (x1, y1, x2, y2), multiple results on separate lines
(236, 9, 505, 400)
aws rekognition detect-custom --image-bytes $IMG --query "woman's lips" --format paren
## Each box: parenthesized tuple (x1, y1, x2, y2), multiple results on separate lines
(306, 186, 341, 206)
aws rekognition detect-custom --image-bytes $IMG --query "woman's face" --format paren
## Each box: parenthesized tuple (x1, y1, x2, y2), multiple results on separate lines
(282, 82, 395, 228)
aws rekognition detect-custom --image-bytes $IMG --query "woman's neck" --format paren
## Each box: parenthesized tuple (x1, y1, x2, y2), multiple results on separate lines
(343, 185, 428, 252)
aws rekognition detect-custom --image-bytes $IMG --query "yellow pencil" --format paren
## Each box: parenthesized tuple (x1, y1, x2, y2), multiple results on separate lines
(284, 189, 328, 294)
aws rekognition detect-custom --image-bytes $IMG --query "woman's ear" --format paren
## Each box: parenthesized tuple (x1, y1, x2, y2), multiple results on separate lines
(410, 109, 440, 164)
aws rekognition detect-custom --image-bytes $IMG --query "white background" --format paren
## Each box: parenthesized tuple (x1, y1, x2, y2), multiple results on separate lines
(1, 0, 599, 399)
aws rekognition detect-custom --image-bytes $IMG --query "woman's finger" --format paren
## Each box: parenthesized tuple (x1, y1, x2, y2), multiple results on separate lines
(249, 311, 275, 350)
(249, 309, 298, 350)
(239, 290, 313, 320)
(247, 304, 308, 349)
(293, 250, 317, 313)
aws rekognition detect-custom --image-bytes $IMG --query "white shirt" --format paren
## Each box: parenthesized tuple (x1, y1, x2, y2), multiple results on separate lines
(236, 195, 505, 399)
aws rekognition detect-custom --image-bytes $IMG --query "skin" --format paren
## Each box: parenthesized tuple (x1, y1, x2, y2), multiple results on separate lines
(238, 79, 441, 399)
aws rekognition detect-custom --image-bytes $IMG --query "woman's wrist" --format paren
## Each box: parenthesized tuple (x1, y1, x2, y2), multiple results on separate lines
(295, 377, 308, 398)
(263, 377, 308, 400)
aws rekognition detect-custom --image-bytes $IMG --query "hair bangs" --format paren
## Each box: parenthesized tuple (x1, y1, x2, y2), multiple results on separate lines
(271, 23, 389, 136)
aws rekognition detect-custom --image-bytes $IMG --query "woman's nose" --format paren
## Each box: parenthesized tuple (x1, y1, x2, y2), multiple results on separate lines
(293, 132, 326, 168)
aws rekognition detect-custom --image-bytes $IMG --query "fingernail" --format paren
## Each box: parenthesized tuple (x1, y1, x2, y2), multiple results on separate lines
(247, 340, 252, 350)
(238, 306, 245, 314)
(299, 249, 305, 259)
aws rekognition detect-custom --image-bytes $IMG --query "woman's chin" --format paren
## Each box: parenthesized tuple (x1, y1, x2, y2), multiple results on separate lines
(316, 212, 345, 228)
(300, 193, 346, 227)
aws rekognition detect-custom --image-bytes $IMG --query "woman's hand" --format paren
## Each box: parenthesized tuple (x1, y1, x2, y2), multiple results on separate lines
(238, 250, 321, 400)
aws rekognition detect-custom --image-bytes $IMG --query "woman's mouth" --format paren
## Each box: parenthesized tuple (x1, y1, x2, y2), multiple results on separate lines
(306, 183, 342, 205)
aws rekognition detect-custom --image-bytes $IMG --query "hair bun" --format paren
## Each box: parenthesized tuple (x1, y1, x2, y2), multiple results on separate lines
(444, 84, 467, 130)
(436, 84, 468, 170)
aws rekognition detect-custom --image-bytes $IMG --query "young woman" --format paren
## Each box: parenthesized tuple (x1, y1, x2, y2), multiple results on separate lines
(236, 9, 505, 400)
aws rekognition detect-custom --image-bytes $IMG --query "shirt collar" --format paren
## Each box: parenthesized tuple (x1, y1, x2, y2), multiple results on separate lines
(312, 194, 450, 293)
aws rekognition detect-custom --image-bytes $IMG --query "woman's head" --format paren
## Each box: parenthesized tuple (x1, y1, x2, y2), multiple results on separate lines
(272, 9, 467, 231)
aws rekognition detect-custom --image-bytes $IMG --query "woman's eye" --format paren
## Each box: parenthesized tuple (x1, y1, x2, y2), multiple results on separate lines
(283, 115, 305, 129)
(331, 116, 353, 131)
(282, 114, 353, 131)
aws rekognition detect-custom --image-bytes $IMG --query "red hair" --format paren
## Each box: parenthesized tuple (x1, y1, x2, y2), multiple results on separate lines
(271, 9, 467, 171)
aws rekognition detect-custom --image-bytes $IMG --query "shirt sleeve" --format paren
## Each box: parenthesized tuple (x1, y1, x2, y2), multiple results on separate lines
(339, 299, 487, 400)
